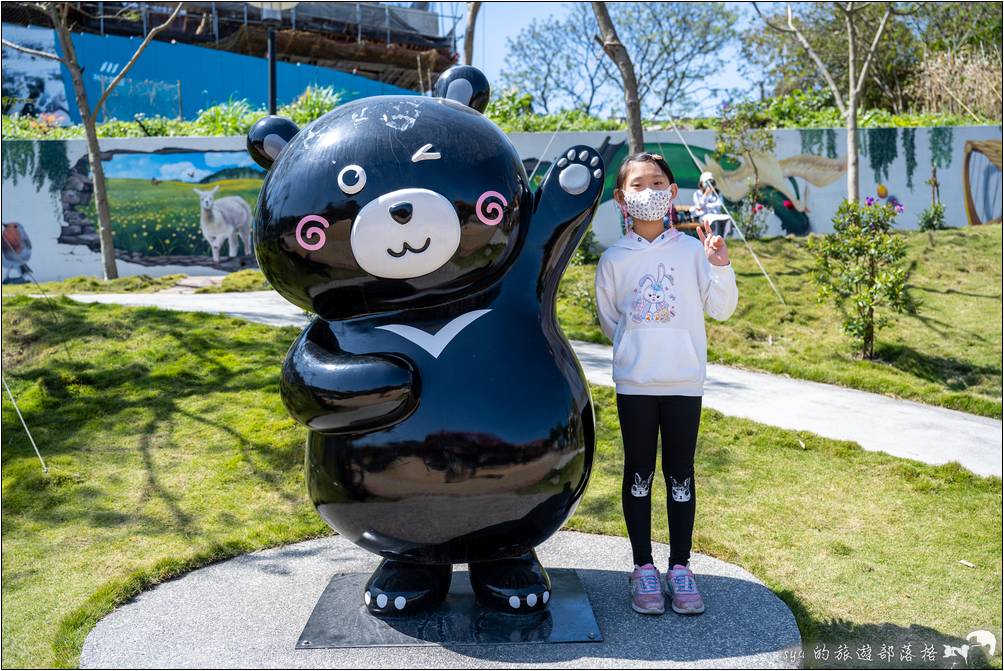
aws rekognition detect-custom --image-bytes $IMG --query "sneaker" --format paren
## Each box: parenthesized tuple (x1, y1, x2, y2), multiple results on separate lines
(629, 563, 665, 615)
(665, 564, 705, 614)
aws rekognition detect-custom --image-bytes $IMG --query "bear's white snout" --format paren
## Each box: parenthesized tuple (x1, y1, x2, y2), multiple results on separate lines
(350, 188, 461, 279)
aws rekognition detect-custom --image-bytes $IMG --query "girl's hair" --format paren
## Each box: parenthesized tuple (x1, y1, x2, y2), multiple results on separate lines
(615, 152, 676, 191)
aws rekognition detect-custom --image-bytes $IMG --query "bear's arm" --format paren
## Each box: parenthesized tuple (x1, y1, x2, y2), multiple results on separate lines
(527, 145, 605, 291)
(280, 320, 417, 434)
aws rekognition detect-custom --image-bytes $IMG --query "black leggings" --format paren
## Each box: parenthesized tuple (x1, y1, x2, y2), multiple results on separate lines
(616, 394, 702, 568)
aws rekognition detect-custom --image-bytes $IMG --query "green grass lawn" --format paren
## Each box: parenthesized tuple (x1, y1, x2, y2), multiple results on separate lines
(559, 223, 1003, 418)
(1, 273, 185, 296)
(194, 268, 271, 293)
(2, 296, 1000, 668)
(10, 223, 999, 417)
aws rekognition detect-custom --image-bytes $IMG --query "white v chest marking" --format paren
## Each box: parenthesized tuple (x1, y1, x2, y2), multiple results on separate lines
(376, 309, 491, 358)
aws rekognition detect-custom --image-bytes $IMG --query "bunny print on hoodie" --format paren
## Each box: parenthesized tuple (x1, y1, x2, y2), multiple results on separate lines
(595, 226, 738, 396)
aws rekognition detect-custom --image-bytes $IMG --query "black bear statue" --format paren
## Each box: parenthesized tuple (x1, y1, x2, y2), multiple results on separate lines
(247, 65, 603, 616)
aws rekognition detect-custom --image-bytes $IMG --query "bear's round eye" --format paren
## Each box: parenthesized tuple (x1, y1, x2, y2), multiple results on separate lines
(338, 165, 366, 195)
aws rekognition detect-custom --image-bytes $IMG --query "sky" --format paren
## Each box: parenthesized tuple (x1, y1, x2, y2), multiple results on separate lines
(101, 151, 260, 183)
(432, 1, 750, 116)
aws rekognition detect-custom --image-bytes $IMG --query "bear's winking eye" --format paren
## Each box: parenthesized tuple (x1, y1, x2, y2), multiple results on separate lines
(411, 144, 441, 163)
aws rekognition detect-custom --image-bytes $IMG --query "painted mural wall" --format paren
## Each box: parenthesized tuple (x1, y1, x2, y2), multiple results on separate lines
(2, 127, 1001, 282)
(508, 127, 1002, 248)
(0, 23, 415, 123)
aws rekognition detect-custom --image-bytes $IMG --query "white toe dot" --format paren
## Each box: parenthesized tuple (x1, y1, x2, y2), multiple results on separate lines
(542, 590, 550, 604)
(590, 156, 599, 167)
(566, 149, 576, 160)
(394, 596, 406, 610)
(376, 593, 388, 608)
(364, 591, 372, 605)
(509, 595, 521, 609)
(593, 168, 602, 179)
(557, 157, 568, 168)
(527, 593, 538, 607)
(578, 150, 589, 161)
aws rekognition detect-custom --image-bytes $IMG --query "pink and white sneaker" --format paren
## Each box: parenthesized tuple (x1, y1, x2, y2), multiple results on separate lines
(665, 564, 705, 614)
(629, 564, 665, 615)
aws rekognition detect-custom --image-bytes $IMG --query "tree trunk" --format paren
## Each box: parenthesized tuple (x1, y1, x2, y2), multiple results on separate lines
(51, 9, 119, 279)
(592, 2, 644, 155)
(845, 12, 859, 204)
(463, 2, 481, 66)
(846, 94, 859, 204)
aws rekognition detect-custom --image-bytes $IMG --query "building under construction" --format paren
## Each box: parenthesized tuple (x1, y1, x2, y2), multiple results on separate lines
(1, 2, 462, 122)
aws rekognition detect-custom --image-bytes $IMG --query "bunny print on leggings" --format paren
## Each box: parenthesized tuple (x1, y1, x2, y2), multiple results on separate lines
(630, 263, 676, 323)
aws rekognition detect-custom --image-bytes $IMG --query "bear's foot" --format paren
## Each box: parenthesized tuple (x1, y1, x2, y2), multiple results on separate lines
(468, 549, 552, 613)
(363, 559, 452, 616)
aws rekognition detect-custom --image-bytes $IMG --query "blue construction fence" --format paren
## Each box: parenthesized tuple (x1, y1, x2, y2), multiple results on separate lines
(1, 22, 415, 123)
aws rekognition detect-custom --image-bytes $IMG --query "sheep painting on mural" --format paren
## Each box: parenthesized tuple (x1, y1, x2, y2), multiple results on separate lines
(193, 185, 252, 264)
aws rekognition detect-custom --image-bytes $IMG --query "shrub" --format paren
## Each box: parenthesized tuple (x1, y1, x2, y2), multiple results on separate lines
(278, 86, 343, 126)
(917, 202, 947, 231)
(732, 198, 769, 240)
(484, 90, 624, 133)
(571, 226, 600, 265)
(807, 199, 913, 359)
(193, 98, 258, 136)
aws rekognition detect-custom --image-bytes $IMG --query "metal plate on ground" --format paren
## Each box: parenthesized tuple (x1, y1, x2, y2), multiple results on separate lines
(296, 569, 602, 648)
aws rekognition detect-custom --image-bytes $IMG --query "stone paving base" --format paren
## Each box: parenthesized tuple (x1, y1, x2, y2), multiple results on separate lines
(81, 531, 802, 669)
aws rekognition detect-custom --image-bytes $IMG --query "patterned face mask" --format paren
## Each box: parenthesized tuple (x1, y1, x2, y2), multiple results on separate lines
(623, 187, 674, 221)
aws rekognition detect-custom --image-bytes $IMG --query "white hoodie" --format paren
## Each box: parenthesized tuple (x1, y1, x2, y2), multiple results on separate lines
(594, 227, 739, 396)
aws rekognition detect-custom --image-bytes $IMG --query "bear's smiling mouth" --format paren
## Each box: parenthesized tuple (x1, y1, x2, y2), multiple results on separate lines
(386, 237, 432, 258)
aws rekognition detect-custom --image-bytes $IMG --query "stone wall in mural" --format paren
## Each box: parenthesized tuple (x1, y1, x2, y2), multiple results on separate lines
(1, 127, 1000, 282)
(2, 136, 260, 282)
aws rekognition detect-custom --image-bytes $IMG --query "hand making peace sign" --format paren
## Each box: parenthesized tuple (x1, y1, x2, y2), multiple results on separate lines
(695, 219, 730, 267)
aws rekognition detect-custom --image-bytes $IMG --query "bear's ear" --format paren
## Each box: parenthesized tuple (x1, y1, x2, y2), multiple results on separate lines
(433, 65, 490, 113)
(247, 115, 300, 170)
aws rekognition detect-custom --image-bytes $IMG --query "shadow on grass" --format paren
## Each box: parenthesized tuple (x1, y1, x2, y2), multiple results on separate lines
(874, 342, 1000, 391)
(2, 296, 301, 535)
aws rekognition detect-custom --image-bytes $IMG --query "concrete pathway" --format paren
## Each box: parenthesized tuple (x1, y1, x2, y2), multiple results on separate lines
(67, 291, 1003, 477)
(81, 531, 802, 668)
(154, 275, 224, 294)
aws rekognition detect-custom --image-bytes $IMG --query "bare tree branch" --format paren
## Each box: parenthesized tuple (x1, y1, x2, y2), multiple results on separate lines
(784, 3, 848, 113)
(592, 1, 644, 154)
(854, 3, 895, 95)
(752, 2, 795, 33)
(93, 2, 183, 116)
(0, 37, 68, 64)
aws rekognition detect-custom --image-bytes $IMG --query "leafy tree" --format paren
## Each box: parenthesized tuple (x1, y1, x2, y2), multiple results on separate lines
(907, 2, 1003, 55)
(501, 2, 738, 119)
(715, 98, 776, 195)
(499, 5, 610, 116)
(603, 2, 739, 117)
(744, 2, 1002, 114)
(807, 199, 912, 359)
(752, 2, 912, 202)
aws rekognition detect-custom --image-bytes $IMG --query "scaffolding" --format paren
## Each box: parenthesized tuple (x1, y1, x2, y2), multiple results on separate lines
(3, 1, 461, 91)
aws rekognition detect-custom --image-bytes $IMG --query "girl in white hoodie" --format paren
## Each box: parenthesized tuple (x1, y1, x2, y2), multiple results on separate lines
(594, 153, 738, 616)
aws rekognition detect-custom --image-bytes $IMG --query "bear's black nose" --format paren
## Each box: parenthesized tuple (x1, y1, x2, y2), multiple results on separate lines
(389, 202, 413, 225)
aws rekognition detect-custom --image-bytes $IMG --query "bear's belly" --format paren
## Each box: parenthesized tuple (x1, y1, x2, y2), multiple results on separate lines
(305, 316, 592, 563)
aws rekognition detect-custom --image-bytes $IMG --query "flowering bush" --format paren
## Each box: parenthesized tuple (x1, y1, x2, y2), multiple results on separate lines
(733, 196, 769, 239)
(807, 199, 913, 359)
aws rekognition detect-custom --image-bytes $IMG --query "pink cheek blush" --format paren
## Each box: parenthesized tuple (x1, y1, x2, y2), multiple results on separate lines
(475, 191, 507, 226)
(295, 214, 330, 251)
